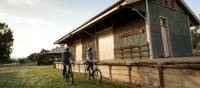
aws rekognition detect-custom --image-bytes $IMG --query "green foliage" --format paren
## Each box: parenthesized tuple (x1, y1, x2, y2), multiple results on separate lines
(26, 49, 51, 62)
(26, 53, 40, 62)
(18, 59, 26, 64)
(26, 49, 55, 65)
(40, 49, 50, 54)
(191, 26, 200, 49)
(0, 23, 14, 63)
(37, 56, 54, 65)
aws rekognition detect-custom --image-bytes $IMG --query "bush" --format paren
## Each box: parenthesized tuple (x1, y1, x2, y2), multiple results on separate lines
(18, 59, 26, 64)
(37, 56, 54, 65)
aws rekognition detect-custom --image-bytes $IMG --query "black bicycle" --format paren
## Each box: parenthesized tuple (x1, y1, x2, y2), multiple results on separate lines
(85, 62, 102, 83)
(64, 64, 73, 85)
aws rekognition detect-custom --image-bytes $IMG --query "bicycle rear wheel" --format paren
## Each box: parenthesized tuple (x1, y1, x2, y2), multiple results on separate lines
(93, 69, 102, 83)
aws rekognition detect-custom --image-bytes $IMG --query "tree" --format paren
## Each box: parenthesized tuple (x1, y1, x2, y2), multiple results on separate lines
(40, 49, 50, 54)
(191, 25, 200, 49)
(26, 53, 40, 62)
(26, 49, 50, 62)
(0, 23, 14, 63)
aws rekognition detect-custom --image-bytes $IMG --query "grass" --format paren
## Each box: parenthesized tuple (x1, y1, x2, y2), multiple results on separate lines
(0, 65, 128, 88)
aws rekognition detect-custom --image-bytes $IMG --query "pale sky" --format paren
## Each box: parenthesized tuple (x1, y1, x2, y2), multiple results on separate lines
(0, 0, 199, 58)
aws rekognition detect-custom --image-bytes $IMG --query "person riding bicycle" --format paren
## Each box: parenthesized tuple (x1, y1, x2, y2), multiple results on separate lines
(62, 47, 73, 77)
(86, 47, 94, 74)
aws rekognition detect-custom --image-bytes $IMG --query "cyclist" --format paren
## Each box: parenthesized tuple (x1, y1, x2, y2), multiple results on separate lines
(86, 47, 94, 75)
(62, 47, 73, 77)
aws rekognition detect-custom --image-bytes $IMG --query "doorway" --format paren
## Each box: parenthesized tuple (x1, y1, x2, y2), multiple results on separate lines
(160, 17, 172, 57)
(97, 27, 114, 60)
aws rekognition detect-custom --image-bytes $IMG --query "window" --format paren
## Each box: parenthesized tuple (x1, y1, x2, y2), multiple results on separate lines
(160, 17, 167, 27)
(164, 0, 176, 10)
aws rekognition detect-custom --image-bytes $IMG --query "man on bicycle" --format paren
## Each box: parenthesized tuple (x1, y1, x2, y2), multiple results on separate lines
(62, 47, 73, 77)
(86, 47, 94, 74)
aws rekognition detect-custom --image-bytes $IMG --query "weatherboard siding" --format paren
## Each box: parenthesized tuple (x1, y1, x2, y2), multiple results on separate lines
(148, 0, 192, 58)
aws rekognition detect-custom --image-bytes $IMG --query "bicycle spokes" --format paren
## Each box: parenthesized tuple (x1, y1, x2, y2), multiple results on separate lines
(93, 69, 102, 83)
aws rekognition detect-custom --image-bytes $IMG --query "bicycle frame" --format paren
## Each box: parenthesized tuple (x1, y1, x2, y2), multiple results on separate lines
(87, 62, 98, 73)
(86, 62, 102, 83)
(65, 64, 70, 72)
(65, 64, 73, 85)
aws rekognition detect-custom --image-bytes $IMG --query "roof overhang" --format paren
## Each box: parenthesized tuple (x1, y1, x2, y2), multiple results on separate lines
(54, 0, 144, 44)
(55, 0, 200, 44)
(178, 0, 200, 25)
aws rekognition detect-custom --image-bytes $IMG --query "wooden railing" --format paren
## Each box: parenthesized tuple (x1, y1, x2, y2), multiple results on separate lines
(114, 43, 150, 60)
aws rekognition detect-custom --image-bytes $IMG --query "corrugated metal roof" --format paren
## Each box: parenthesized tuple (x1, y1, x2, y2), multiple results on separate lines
(48, 46, 65, 54)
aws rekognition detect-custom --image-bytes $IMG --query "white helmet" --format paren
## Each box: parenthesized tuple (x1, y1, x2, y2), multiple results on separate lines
(65, 47, 69, 50)
(87, 47, 92, 51)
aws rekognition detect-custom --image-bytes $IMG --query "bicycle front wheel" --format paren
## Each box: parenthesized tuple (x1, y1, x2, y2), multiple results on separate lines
(65, 72, 73, 85)
(93, 69, 102, 83)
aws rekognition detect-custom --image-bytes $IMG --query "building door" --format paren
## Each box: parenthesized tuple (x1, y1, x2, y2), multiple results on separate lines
(97, 27, 114, 60)
(75, 39, 82, 61)
(160, 17, 171, 57)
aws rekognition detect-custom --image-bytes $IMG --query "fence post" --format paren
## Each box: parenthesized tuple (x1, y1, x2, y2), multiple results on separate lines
(109, 65, 112, 80)
(157, 66, 164, 88)
(127, 65, 132, 84)
(78, 64, 80, 73)
(121, 47, 123, 60)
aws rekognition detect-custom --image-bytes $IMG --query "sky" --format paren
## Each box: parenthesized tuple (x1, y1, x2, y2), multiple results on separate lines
(0, 0, 199, 58)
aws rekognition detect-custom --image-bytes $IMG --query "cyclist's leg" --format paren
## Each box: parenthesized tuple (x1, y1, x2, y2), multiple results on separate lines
(86, 61, 90, 71)
(88, 62, 94, 74)
(67, 62, 72, 72)
(90, 62, 94, 70)
(63, 63, 66, 77)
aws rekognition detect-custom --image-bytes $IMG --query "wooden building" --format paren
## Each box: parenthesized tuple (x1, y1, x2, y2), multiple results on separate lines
(55, 0, 200, 60)
(54, 0, 200, 87)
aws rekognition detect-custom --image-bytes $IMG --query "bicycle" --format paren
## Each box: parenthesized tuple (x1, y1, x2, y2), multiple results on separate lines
(85, 61, 102, 83)
(64, 64, 73, 85)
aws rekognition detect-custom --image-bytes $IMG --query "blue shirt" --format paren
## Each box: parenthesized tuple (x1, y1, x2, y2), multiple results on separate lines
(63, 51, 72, 64)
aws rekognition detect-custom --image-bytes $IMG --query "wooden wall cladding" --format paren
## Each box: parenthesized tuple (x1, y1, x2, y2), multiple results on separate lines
(114, 43, 150, 60)
(112, 10, 147, 49)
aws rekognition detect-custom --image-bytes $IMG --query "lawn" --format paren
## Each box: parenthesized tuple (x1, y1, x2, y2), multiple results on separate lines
(0, 65, 128, 88)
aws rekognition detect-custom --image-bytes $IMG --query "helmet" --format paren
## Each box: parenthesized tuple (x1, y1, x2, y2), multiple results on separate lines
(87, 47, 92, 51)
(65, 47, 69, 50)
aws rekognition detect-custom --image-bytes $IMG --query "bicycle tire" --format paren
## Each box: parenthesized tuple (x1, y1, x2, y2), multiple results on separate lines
(65, 70, 74, 85)
(93, 69, 102, 83)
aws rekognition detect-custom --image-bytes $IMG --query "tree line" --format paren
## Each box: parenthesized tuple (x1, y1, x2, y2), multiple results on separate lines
(191, 25, 200, 49)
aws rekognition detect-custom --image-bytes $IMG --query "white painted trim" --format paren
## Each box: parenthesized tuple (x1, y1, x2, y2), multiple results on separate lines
(55, 1, 126, 44)
(71, 2, 125, 35)
(145, 0, 154, 59)
(159, 16, 173, 57)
